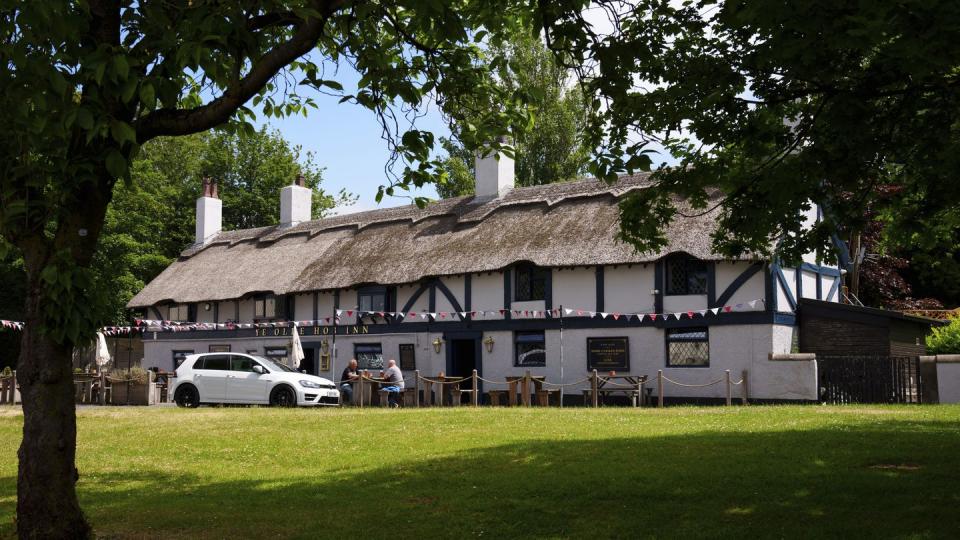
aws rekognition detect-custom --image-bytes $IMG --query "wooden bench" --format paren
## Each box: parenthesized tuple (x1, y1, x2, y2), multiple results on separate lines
(488, 390, 510, 406)
(535, 389, 560, 406)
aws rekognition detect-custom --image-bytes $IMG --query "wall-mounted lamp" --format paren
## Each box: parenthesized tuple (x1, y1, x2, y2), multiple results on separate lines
(321, 338, 330, 354)
(203, 302, 212, 311)
(432, 337, 443, 354)
(484, 335, 495, 353)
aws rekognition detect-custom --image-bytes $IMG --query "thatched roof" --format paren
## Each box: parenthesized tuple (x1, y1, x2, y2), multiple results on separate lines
(128, 174, 748, 307)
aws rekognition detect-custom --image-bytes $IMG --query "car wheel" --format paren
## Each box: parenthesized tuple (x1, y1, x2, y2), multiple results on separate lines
(270, 386, 297, 407)
(174, 384, 200, 408)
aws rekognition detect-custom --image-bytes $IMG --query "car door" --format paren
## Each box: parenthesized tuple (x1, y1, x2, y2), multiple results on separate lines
(226, 355, 271, 404)
(194, 354, 229, 401)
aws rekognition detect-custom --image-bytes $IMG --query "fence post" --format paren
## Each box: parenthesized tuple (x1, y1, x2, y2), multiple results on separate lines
(522, 370, 531, 407)
(741, 369, 749, 405)
(358, 372, 364, 409)
(636, 378, 642, 408)
(725, 370, 732, 406)
(639, 377, 646, 408)
(414, 370, 420, 408)
(591, 369, 599, 408)
(657, 370, 664, 408)
(472, 369, 479, 407)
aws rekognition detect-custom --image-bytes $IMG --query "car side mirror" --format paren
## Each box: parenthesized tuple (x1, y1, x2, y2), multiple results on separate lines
(252, 365, 266, 375)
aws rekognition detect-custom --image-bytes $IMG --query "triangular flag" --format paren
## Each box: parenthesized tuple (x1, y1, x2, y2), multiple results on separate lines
(723, 306, 732, 313)
(687, 311, 694, 319)
(612, 313, 620, 320)
(710, 308, 720, 315)
(600, 312, 609, 319)
(748, 300, 758, 308)
(698, 310, 707, 317)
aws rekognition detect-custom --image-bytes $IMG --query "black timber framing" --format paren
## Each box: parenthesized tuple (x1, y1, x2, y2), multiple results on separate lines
(764, 263, 776, 312)
(654, 261, 664, 314)
(312, 293, 319, 321)
(706, 262, 716, 306)
(772, 263, 798, 311)
(595, 265, 604, 312)
(213, 302, 219, 324)
(428, 283, 436, 312)
(152, 309, 798, 341)
(714, 262, 764, 308)
(503, 268, 512, 320)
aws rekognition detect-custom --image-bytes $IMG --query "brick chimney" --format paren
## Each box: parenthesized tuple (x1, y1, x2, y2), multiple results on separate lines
(280, 174, 311, 227)
(474, 137, 515, 199)
(195, 177, 222, 245)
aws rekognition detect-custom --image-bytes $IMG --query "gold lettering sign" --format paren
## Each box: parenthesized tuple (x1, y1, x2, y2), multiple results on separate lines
(253, 325, 367, 337)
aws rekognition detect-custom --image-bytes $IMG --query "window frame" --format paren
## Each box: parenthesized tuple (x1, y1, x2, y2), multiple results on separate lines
(514, 264, 548, 302)
(665, 327, 710, 368)
(357, 286, 389, 314)
(168, 304, 189, 322)
(253, 294, 278, 320)
(513, 331, 546, 367)
(354, 343, 384, 370)
(664, 255, 708, 296)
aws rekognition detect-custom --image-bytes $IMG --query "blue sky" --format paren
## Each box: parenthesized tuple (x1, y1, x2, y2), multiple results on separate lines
(255, 65, 450, 215)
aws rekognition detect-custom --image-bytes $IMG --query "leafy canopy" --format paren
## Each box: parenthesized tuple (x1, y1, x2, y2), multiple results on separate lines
(542, 0, 960, 262)
(437, 30, 591, 198)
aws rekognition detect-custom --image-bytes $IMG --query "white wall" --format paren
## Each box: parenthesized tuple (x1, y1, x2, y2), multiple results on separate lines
(800, 270, 819, 299)
(553, 267, 595, 312)
(216, 301, 235, 323)
(196, 303, 215, 323)
(471, 272, 506, 320)
(238, 299, 255, 322)
(778, 268, 796, 312)
(437, 275, 465, 314)
(605, 265, 656, 313)
(663, 295, 708, 313)
(294, 293, 313, 321)
(715, 261, 765, 307)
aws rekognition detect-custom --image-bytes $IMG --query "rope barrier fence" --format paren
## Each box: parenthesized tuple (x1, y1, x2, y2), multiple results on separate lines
(335, 368, 748, 409)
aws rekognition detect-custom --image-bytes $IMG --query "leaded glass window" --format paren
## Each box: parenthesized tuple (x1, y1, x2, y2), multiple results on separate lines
(666, 256, 708, 295)
(515, 264, 548, 301)
(514, 331, 546, 367)
(666, 328, 709, 367)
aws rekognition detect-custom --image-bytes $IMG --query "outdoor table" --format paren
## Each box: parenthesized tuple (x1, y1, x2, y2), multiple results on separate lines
(506, 375, 546, 406)
(595, 375, 648, 406)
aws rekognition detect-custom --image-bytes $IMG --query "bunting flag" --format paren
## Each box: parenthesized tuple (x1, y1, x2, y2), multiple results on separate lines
(2, 296, 769, 335)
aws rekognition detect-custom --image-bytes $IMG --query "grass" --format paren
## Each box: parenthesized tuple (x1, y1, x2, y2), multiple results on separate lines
(1, 405, 960, 539)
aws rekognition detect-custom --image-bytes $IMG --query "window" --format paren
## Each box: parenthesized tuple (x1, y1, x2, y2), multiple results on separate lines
(354, 343, 384, 370)
(358, 287, 387, 312)
(665, 256, 708, 295)
(515, 264, 548, 302)
(399, 343, 416, 370)
(172, 350, 193, 369)
(199, 355, 230, 370)
(264, 347, 288, 366)
(230, 355, 257, 372)
(666, 328, 710, 367)
(514, 331, 546, 367)
(254, 295, 277, 319)
(168, 304, 189, 322)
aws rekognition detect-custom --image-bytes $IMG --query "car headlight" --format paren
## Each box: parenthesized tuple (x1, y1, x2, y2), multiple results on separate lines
(299, 380, 322, 389)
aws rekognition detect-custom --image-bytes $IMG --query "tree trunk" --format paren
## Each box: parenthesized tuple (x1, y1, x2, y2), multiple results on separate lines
(16, 272, 91, 539)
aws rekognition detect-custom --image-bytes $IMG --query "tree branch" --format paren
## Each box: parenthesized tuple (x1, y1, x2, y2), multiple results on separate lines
(135, 0, 347, 142)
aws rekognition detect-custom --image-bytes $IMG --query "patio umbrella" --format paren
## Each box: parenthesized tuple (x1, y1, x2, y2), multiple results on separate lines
(290, 322, 304, 370)
(94, 331, 111, 371)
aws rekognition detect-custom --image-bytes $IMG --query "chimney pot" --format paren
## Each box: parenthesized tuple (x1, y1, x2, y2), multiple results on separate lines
(196, 177, 222, 244)
(280, 178, 312, 227)
(474, 137, 515, 199)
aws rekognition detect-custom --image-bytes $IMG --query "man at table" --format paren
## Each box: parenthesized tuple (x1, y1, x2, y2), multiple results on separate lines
(339, 359, 360, 405)
(381, 359, 405, 408)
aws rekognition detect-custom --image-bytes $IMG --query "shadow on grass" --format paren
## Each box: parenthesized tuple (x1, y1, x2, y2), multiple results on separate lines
(3, 419, 960, 539)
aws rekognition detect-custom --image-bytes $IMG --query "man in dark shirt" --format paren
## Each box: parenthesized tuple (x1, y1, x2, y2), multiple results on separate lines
(339, 359, 360, 405)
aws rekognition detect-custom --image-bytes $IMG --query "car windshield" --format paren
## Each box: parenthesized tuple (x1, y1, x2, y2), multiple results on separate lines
(251, 356, 297, 373)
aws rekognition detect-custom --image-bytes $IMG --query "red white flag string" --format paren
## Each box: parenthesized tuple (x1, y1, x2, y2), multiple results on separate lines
(0, 299, 766, 334)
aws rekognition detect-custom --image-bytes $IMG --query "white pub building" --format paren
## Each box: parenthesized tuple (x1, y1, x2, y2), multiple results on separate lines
(129, 151, 847, 403)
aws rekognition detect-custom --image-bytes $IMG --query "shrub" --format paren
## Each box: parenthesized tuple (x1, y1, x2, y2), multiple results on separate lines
(926, 316, 960, 354)
(109, 367, 151, 384)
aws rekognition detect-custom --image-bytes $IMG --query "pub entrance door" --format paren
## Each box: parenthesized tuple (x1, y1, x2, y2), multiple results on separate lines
(446, 334, 481, 404)
(300, 348, 317, 375)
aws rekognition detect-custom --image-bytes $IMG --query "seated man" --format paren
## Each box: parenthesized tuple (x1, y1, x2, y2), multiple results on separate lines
(381, 359, 405, 408)
(339, 359, 360, 405)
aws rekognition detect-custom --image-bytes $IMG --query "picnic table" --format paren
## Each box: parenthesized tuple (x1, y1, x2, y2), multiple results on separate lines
(586, 375, 648, 407)
(505, 374, 548, 406)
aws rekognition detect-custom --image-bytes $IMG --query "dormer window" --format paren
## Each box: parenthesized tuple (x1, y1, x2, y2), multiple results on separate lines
(254, 295, 277, 319)
(515, 264, 548, 302)
(665, 255, 707, 295)
(168, 304, 190, 322)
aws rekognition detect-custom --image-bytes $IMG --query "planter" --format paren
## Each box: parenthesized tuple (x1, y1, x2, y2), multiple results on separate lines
(108, 380, 158, 405)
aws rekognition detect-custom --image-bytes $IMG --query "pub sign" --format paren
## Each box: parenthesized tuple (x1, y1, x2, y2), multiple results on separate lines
(587, 337, 629, 371)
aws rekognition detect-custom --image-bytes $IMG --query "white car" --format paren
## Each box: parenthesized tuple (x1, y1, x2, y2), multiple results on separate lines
(171, 352, 339, 407)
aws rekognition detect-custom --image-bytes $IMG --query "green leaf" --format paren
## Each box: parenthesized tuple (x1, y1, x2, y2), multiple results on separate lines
(105, 149, 128, 178)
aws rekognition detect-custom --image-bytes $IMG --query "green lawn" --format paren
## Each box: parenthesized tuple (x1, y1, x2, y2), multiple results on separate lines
(1, 405, 960, 539)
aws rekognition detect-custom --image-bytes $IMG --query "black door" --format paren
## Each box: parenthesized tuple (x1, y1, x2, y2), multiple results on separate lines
(300, 348, 317, 375)
(450, 339, 477, 391)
